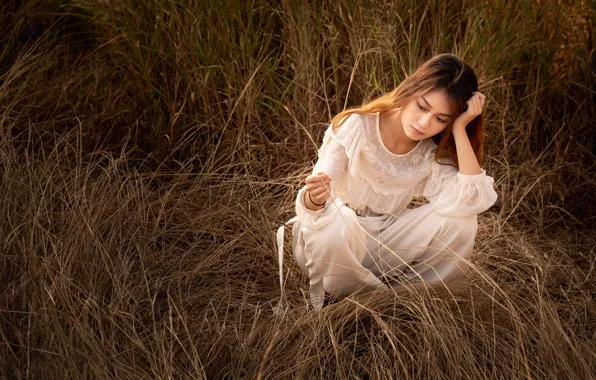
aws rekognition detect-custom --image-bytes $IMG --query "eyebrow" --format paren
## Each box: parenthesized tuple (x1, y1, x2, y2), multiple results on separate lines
(421, 96, 452, 118)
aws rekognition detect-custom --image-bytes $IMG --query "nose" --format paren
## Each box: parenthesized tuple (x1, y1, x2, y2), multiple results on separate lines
(418, 113, 431, 128)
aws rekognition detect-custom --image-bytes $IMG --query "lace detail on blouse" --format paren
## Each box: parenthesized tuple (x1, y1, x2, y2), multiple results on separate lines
(294, 111, 498, 229)
(339, 112, 435, 196)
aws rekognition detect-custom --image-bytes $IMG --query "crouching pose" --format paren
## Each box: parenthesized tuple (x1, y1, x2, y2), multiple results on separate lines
(274, 54, 498, 312)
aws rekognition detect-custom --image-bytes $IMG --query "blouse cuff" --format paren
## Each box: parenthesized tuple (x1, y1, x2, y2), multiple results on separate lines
(295, 186, 338, 230)
(457, 168, 487, 183)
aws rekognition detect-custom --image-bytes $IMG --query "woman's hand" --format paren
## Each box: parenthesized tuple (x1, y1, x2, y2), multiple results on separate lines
(453, 91, 486, 132)
(305, 171, 331, 207)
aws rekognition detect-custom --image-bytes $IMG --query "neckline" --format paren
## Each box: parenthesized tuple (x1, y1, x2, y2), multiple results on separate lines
(375, 111, 421, 157)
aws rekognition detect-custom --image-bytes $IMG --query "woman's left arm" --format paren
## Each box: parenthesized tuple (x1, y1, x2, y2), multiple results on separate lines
(452, 92, 486, 175)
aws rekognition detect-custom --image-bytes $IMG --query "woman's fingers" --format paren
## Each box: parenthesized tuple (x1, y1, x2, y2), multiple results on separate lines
(305, 173, 331, 189)
(471, 97, 479, 113)
(304, 171, 332, 206)
(310, 189, 329, 203)
(306, 179, 330, 187)
(474, 95, 484, 113)
(466, 93, 483, 116)
(310, 185, 328, 197)
(473, 92, 485, 109)
(305, 181, 330, 193)
(305, 173, 330, 183)
(308, 178, 330, 193)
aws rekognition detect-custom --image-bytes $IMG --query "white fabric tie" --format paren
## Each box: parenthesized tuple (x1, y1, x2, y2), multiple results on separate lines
(272, 216, 298, 315)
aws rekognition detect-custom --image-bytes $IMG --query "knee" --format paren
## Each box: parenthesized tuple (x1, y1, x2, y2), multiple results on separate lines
(303, 205, 361, 249)
(446, 214, 478, 239)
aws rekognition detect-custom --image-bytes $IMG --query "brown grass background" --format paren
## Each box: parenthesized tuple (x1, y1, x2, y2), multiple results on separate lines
(0, 0, 595, 378)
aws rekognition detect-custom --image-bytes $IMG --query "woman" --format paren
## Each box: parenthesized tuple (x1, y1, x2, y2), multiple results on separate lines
(274, 53, 498, 312)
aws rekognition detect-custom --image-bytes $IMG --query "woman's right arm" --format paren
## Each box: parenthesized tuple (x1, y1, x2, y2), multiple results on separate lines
(295, 124, 349, 226)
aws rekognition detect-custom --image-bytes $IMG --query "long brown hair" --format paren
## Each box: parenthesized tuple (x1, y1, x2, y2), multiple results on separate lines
(330, 53, 484, 167)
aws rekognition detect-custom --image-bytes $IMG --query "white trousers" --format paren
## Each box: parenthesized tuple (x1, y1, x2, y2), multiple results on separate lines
(274, 203, 478, 312)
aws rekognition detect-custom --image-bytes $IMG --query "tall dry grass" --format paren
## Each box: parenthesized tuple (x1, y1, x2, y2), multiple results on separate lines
(0, 0, 595, 378)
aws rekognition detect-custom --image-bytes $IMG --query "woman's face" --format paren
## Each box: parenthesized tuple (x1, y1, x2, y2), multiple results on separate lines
(400, 88, 453, 141)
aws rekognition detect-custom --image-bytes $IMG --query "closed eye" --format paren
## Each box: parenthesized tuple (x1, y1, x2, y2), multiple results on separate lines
(418, 101, 446, 123)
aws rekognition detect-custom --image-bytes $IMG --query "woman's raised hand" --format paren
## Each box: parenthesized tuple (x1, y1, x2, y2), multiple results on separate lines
(305, 171, 331, 206)
(453, 91, 486, 131)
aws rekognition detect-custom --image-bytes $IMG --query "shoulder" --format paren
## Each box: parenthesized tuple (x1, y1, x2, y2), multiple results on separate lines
(334, 112, 371, 130)
(329, 112, 374, 142)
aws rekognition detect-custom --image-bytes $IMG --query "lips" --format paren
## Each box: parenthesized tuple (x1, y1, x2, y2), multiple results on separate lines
(411, 125, 425, 136)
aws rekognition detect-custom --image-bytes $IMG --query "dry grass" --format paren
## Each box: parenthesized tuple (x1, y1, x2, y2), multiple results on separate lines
(0, 0, 595, 378)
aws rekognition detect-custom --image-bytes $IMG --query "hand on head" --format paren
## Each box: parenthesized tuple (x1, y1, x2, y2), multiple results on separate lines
(454, 91, 486, 130)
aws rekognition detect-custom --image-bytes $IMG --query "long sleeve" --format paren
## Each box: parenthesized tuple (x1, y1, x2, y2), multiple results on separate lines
(295, 115, 363, 229)
(415, 158, 498, 217)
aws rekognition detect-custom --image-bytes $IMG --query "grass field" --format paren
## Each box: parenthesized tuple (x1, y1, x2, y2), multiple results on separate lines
(1, 0, 595, 378)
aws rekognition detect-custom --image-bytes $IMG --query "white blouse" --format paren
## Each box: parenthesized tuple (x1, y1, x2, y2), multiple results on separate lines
(295, 111, 498, 230)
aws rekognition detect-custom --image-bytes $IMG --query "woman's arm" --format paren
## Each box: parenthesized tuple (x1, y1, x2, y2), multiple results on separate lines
(416, 92, 497, 217)
(452, 92, 485, 175)
(452, 128, 481, 175)
(296, 122, 350, 219)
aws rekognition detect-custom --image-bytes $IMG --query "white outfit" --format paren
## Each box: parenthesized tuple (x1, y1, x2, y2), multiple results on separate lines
(273, 112, 498, 313)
